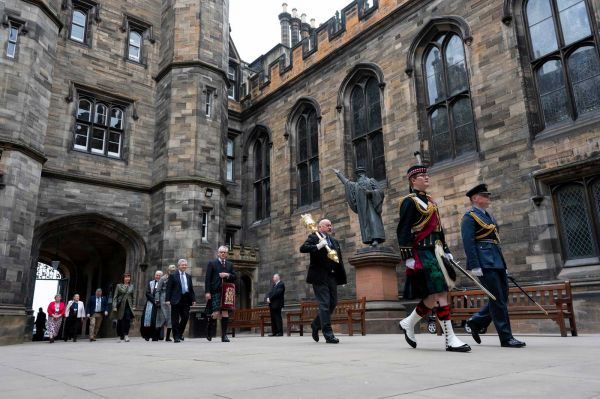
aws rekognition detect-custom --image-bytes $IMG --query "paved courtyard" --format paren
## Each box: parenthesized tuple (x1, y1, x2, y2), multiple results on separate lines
(1, 333, 599, 399)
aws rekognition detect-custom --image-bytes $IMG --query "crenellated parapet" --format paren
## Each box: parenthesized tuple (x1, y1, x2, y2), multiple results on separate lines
(240, 0, 411, 108)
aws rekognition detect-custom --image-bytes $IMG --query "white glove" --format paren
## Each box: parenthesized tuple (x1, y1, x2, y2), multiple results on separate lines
(316, 238, 328, 250)
(405, 258, 415, 269)
(471, 267, 483, 277)
(444, 252, 454, 261)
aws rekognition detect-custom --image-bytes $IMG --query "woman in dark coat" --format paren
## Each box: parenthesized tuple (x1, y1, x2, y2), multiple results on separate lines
(113, 272, 135, 342)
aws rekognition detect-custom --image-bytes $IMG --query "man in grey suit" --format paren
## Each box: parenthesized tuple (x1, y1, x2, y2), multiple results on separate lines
(461, 183, 525, 348)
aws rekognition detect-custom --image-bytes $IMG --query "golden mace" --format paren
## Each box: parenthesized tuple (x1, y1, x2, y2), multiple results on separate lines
(300, 214, 339, 263)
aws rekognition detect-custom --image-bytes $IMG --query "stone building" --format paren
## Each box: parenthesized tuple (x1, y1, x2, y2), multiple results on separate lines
(1, 0, 599, 344)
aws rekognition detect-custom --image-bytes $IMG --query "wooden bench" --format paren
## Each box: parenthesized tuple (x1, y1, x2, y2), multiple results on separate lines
(228, 307, 271, 337)
(447, 281, 577, 337)
(286, 297, 366, 336)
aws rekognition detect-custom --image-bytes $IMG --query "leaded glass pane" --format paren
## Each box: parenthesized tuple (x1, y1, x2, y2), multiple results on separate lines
(366, 79, 382, 131)
(351, 86, 366, 137)
(430, 107, 451, 162)
(354, 138, 368, 171)
(536, 60, 570, 124)
(558, 0, 591, 45)
(445, 35, 468, 96)
(311, 159, 320, 182)
(264, 143, 270, 176)
(74, 124, 89, 149)
(7, 42, 16, 58)
(298, 163, 309, 206)
(568, 46, 600, 115)
(371, 132, 386, 180)
(254, 141, 262, 179)
(592, 179, 600, 223)
(255, 182, 262, 220)
(425, 46, 445, 104)
(557, 184, 596, 258)
(527, 0, 553, 25)
(108, 132, 121, 157)
(129, 31, 141, 47)
(77, 99, 91, 121)
(297, 116, 308, 161)
(226, 159, 233, 181)
(95, 104, 107, 125)
(452, 98, 476, 156)
(309, 111, 319, 157)
(265, 179, 271, 215)
(110, 108, 123, 129)
(91, 128, 106, 154)
(529, 18, 559, 58)
(71, 10, 86, 42)
(226, 139, 234, 157)
(8, 26, 18, 42)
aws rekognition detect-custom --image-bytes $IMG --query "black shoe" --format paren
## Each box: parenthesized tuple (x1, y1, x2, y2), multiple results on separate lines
(166, 338, 172, 342)
(268, 334, 276, 337)
(180, 336, 184, 341)
(144, 337, 150, 341)
(466, 319, 481, 344)
(325, 336, 339, 344)
(221, 335, 230, 342)
(311, 324, 319, 343)
(501, 338, 526, 348)
(446, 343, 471, 352)
(173, 338, 180, 343)
(276, 333, 284, 336)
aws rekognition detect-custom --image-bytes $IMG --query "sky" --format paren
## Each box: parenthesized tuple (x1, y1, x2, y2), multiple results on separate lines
(229, 0, 352, 62)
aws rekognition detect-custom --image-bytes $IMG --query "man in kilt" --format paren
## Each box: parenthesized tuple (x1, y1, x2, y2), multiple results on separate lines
(204, 246, 236, 342)
(396, 164, 470, 352)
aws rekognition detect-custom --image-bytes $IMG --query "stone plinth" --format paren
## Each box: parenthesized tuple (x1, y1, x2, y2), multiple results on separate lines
(348, 247, 405, 333)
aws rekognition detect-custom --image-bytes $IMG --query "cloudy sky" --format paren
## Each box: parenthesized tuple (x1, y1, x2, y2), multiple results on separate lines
(229, 0, 351, 62)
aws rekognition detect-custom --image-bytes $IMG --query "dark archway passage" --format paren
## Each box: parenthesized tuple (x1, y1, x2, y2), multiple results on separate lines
(28, 214, 147, 338)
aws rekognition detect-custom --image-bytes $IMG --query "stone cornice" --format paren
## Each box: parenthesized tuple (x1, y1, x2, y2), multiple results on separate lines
(0, 139, 47, 164)
(21, 0, 64, 32)
(41, 168, 230, 195)
(154, 61, 230, 86)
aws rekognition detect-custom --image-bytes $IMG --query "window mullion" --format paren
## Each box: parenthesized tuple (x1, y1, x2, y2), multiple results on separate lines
(584, 178, 600, 256)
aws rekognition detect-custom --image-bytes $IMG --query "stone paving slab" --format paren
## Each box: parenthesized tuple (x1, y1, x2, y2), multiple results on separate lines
(1, 333, 599, 399)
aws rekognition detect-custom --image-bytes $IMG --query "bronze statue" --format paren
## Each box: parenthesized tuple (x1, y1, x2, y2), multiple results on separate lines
(333, 167, 385, 246)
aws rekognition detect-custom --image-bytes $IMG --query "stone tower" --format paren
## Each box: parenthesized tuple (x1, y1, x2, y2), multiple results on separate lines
(0, 0, 62, 344)
(150, 0, 231, 274)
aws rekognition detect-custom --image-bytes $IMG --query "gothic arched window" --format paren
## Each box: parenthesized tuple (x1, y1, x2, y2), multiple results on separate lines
(524, 0, 600, 128)
(296, 107, 320, 207)
(253, 133, 270, 220)
(422, 32, 476, 163)
(350, 77, 386, 180)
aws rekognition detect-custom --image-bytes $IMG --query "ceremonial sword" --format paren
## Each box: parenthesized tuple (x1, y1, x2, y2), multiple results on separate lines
(507, 275, 549, 316)
(446, 258, 497, 301)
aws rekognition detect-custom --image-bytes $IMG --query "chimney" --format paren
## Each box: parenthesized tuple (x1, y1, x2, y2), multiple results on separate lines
(278, 3, 291, 47)
(300, 13, 310, 40)
(290, 8, 300, 46)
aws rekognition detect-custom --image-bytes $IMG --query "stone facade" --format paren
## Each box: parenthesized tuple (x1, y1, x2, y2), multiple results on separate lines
(0, 0, 599, 344)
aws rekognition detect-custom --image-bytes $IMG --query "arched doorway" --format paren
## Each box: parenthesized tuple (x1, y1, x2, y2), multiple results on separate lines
(27, 213, 147, 338)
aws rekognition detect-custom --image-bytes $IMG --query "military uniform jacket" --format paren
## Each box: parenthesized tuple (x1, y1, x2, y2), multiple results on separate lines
(460, 207, 506, 270)
(300, 233, 347, 286)
(396, 191, 449, 261)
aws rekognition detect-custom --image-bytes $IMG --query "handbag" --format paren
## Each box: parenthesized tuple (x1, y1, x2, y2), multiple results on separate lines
(220, 278, 236, 310)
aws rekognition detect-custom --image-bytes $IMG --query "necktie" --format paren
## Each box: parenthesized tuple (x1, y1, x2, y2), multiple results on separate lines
(180, 272, 187, 293)
(96, 297, 100, 312)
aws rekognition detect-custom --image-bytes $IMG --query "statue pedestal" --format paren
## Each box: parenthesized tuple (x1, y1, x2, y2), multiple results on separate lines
(348, 247, 406, 333)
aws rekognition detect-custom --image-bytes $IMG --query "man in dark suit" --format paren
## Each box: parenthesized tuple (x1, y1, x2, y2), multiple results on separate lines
(266, 273, 285, 336)
(166, 259, 196, 343)
(204, 246, 236, 342)
(300, 219, 347, 344)
(461, 183, 526, 348)
(86, 288, 108, 341)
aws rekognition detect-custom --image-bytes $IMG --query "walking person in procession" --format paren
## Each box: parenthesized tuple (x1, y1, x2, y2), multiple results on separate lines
(397, 163, 470, 352)
(204, 246, 236, 342)
(461, 183, 526, 348)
